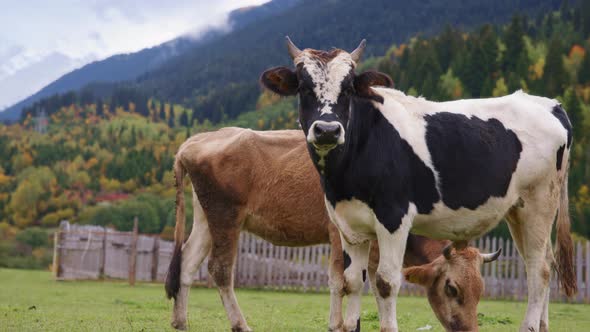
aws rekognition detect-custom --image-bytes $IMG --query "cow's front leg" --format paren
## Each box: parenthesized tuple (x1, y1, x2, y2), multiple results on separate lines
(341, 236, 370, 332)
(373, 208, 414, 332)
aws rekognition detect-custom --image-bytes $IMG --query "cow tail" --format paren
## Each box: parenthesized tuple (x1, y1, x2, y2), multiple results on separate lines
(165, 156, 186, 300)
(556, 159, 577, 297)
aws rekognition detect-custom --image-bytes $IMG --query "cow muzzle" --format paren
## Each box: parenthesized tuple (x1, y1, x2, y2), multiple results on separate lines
(308, 120, 345, 149)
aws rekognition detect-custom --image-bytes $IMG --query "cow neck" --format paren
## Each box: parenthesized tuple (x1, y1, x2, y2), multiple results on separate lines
(318, 97, 410, 206)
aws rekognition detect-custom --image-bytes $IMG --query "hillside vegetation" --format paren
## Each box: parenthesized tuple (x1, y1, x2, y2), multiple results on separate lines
(2, 2, 590, 268)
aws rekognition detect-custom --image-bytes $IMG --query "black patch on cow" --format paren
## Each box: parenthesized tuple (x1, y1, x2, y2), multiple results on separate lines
(424, 113, 522, 210)
(354, 318, 360, 332)
(551, 104, 572, 148)
(343, 250, 352, 270)
(362, 269, 367, 283)
(321, 98, 439, 234)
(556, 144, 565, 171)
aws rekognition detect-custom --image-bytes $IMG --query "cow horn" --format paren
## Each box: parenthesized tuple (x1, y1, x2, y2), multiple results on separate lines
(350, 39, 367, 63)
(481, 248, 502, 263)
(443, 243, 453, 260)
(285, 36, 302, 60)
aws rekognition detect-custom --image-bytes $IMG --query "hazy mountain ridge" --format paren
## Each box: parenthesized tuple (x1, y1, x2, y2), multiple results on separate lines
(0, 0, 303, 122)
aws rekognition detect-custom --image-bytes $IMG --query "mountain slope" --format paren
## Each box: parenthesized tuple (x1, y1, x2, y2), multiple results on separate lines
(9, 0, 561, 123)
(136, 0, 561, 122)
(0, 0, 302, 122)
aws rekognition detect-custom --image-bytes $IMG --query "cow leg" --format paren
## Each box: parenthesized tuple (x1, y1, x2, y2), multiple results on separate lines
(172, 190, 212, 330)
(373, 211, 413, 332)
(540, 244, 554, 332)
(208, 227, 251, 332)
(341, 235, 370, 332)
(506, 183, 557, 332)
(367, 240, 379, 296)
(327, 225, 345, 332)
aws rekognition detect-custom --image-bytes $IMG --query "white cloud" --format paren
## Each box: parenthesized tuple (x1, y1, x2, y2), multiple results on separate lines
(0, 0, 268, 109)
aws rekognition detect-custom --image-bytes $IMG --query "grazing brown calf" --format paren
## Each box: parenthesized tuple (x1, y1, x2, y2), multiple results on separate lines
(165, 128, 500, 332)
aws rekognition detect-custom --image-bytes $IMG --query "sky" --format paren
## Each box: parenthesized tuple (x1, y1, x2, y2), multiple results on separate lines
(0, 0, 268, 110)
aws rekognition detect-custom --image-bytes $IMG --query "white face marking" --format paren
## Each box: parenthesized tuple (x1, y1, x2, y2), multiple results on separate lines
(295, 51, 355, 115)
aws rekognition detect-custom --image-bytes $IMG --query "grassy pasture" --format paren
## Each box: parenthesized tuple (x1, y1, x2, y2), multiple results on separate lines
(1, 269, 589, 331)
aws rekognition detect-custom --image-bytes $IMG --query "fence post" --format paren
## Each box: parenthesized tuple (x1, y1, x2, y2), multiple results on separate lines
(52, 231, 60, 279)
(151, 236, 160, 282)
(99, 229, 107, 279)
(129, 217, 138, 286)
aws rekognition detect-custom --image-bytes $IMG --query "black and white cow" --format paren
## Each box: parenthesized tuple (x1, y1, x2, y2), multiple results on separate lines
(261, 38, 576, 332)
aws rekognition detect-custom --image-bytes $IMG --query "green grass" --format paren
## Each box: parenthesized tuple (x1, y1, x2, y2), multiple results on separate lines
(1, 269, 589, 331)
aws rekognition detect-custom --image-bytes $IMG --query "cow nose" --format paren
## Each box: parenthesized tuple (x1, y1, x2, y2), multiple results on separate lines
(314, 122, 341, 145)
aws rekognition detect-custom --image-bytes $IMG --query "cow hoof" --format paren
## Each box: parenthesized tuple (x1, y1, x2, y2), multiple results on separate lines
(231, 326, 253, 332)
(171, 321, 187, 331)
(328, 323, 344, 332)
(343, 321, 359, 332)
(540, 321, 548, 332)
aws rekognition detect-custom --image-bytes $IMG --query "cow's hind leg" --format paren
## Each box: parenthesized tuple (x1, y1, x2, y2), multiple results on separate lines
(506, 181, 558, 332)
(172, 190, 212, 330)
(540, 245, 554, 332)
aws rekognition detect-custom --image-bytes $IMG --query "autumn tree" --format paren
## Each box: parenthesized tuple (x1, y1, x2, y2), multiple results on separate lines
(579, 49, 590, 84)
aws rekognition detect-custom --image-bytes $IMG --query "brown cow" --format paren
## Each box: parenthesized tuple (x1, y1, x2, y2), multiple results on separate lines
(165, 128, 500, 332)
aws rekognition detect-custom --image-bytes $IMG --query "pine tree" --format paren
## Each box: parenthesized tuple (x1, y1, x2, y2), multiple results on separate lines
(578, 49, 590, 84)
(96, 99, 104, 118)
(503, 15, 528, 78)
(168, 109, 175, 128)
(179, 111, 189, 127)
(130, 126, 137, 146)
(159, 104, 166, 121)
(563, 88, 583, 143)
(582, 0, 590, 37)
(544, 38, 568, 96)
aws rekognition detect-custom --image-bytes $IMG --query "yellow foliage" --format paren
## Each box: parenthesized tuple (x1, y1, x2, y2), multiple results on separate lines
(256, 90, 282, 109)
(492, 78, 508, 97)
(32, 248, 46, 260)
(0, 221, 18, 240)
(578, 86, 590, 104)
(122, 179, 137, 193)
(99, 177, 121, 192)
(85, 157, 99, 169)
(0, 172, 12, 187)
(41, 212, 60, 227)
(160, 226, 175, 241)
(529, 58, 545, 80)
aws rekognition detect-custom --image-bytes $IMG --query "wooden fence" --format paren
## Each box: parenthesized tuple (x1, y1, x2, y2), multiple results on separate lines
(53, 222, 590, 302)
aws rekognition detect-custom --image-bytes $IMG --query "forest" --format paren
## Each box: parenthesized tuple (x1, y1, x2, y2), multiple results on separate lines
(1, 1, 590, 269)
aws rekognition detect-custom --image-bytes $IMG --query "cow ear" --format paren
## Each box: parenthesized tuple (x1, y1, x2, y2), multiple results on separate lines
(403, 265, 436, 287)
(260, 67, 299, 96)
(353, 71, 393, 102)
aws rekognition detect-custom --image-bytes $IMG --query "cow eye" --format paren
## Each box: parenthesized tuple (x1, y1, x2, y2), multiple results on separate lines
(342, 86, 354, 96)
(444, 280, 458, 298)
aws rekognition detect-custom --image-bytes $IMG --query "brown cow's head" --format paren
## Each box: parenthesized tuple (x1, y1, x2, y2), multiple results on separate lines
(260, 37, 392, 158)
(403, 242, 501, 332)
